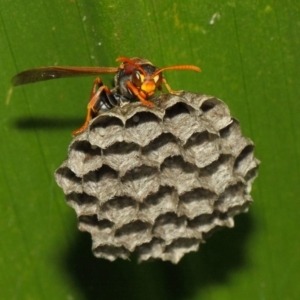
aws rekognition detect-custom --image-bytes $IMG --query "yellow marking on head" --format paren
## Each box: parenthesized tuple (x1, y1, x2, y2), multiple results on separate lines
(153, 75, 160, 83)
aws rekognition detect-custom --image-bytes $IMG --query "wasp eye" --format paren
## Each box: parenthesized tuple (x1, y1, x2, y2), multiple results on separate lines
(135, 71, 140, 80)
(132, 70, 144, 86)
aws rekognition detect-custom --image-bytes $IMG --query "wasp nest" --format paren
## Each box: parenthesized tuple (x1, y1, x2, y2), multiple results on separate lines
(55, 93, 259, 263)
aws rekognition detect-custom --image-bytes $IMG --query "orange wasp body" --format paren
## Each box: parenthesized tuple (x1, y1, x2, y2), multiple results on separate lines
(12, 57, 201, 135)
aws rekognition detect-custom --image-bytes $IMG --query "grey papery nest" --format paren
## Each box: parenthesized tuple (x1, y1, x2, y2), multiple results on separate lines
(55, 93, 259, 263)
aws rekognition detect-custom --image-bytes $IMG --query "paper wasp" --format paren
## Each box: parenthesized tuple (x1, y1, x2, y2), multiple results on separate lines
(12, 57, 201, 135)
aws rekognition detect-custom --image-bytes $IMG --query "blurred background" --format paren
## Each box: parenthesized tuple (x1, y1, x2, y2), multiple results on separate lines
(0, 1, 299, 299)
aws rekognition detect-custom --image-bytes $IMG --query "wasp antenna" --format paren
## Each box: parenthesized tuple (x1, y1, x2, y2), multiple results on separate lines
(116, 57, 146, 75)
(116, 56, 131, 63)
(153, 65, 201, 77)
(116, 57, 141, 68)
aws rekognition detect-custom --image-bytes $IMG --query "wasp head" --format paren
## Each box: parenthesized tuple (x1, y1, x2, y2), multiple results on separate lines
(116, 57, 201, 104)
(117, 57, 163, 98)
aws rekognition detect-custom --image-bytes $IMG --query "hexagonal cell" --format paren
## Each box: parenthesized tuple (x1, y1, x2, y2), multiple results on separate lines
(200, 98, 232, 132)
(93, 244, 130, 261)
(115, 220, 152, 251)
(66, 192, 99, 216)
(183, 131, 220, 168)
(124, 111, 162, 146)
(234, 145, 255, 176)
(188, 212, 218, 234)
(136, 238, 165, 262)
(139, 186, 178, 223)
(89, 116, 124, 149)
(85, 219, 115, 244)
(121, 165, 160, 201)
(200, 155, 238, 194)
(162, 238, 200, 263)
(153, 213, 189, 242)
(103, 142, 141, 176)
(219, 119, 252, 157)
(68, 140, 103, 176)
(178, 188, 217, 219)
(160, 156, 201, 194)
(101, 196, 138, 225)
(83, 165, 119, 201)
(55, 165, 82, 194)
(141, 132, 181, 167)
(214, 182, 250, 212)
(78, 214, 98, 225)
(163, 102, 201, 142)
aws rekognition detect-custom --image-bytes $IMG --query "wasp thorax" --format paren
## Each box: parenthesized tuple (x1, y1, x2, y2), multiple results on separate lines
(55, 93, 259, 263)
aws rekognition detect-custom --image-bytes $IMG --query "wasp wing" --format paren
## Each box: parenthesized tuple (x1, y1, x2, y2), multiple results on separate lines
(12, 66, 118, 86)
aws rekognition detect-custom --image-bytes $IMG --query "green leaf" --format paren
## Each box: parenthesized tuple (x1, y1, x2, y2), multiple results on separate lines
(0, 0, 299, 299)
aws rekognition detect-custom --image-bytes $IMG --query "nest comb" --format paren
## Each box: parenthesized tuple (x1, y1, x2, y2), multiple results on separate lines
(55, 93, 259, 263)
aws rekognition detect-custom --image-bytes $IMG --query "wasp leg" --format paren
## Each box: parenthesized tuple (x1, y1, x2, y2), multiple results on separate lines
(157, 85, 164, 95)
(162, 78, 183, 95)
(72, 78, 112, 136)
(125, 81, 154, 107)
